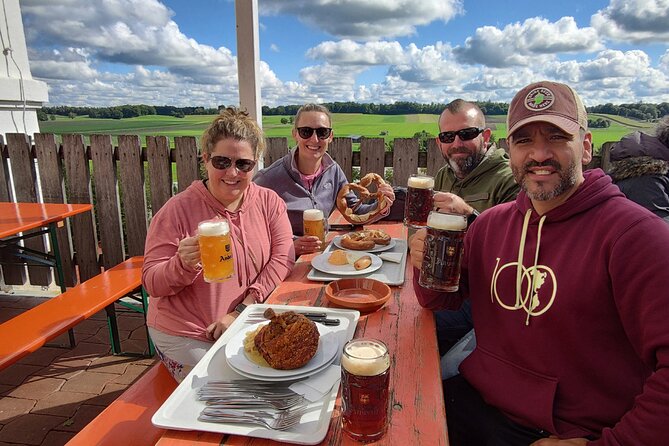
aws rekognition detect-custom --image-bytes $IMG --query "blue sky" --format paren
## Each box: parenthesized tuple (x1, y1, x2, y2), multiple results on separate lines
(20, 0, 669, 107)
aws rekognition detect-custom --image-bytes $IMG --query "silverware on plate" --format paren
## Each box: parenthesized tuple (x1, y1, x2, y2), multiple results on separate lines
(198, 405, 308, 430)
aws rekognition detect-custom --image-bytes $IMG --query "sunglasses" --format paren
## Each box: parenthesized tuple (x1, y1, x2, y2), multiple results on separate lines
(296, 127, 332, 140)
(209, 155, 257, 173)
(438, 127, 483, 144)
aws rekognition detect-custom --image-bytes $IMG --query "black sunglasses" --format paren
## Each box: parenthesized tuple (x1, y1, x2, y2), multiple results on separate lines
(297, 127, 332, 140)
(438, 127, 483, 143)
(209, 155, 257, 173)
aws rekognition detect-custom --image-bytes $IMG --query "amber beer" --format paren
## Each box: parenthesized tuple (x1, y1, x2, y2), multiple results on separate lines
(341, 339, 390, 442)
(404, 174, 435, 228)
(303, 209, 326, 246)
(198, 219, 234, 283)
(419, 212, 467, 292)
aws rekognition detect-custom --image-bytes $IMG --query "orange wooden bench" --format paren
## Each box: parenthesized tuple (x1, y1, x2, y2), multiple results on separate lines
(0, 256, 153, 370)
(66, 361, 176, 446)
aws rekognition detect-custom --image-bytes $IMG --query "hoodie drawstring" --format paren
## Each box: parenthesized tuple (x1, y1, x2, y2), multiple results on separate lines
(515, 209, 547, 325)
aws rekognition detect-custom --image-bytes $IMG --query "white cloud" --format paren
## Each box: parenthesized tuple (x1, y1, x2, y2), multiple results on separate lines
(307, 40, 405, 65)
(592, 0, 669, 43)
(660, 50, 669, 74)
(260, 0, 463, 40)
(455, 17, 603, 68)
(270, 44, 280, 52)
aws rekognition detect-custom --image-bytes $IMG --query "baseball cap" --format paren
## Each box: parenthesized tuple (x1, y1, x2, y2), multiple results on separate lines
(507, 81, 588, 138)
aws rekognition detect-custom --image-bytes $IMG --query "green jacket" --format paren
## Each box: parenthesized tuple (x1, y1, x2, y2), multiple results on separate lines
(435, 147, 519, 213)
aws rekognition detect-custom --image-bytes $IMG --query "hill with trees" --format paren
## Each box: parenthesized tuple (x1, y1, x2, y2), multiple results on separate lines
(38, 101, 669, 122)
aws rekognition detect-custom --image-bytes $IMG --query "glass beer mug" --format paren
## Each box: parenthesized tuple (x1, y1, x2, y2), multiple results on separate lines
(341, 338, 391, 442)
(303, 209, 327, 247)
(197, 218, 234, 283)
(419, 211, 467, 292)
(404, 174, 435, 229)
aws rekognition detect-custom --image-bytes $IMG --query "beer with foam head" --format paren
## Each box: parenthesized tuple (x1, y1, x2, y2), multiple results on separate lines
(303, 209, 326, 246)
(198, 219, 234, 283)
(341, 339, 390, 442)
(419, 211, 467, 292)
(404, 174, 435, 228)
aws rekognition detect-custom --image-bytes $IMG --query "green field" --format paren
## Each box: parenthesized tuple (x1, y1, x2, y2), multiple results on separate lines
(39, 112, 652, 150)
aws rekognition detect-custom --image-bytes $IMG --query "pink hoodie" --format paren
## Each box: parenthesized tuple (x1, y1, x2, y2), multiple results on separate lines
(143, 181, 295, 341)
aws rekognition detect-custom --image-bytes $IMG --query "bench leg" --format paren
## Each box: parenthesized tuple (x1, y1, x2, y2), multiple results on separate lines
(105, 304, 122, 355)
(141, 287, 156, 357)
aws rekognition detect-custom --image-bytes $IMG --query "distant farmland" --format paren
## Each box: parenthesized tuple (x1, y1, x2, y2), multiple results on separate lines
(39, 113, 654, 151)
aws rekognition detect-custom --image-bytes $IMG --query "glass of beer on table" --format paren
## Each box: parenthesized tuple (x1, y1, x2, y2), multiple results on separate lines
(404, 174, 435, 228)
(341, 338, 390, 442)
(303, 209, 327, 247)
(419, 211, 467, 292)
(197, 218, 234, 283)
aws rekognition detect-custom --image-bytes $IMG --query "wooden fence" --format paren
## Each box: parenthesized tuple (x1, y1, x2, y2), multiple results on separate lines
(0, 133, 614, 289)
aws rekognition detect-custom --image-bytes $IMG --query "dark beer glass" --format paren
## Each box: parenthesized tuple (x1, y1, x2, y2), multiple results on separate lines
(419, 212, 467, 292)
(341, 339, 390, 442)
(404, 174, 434, 228)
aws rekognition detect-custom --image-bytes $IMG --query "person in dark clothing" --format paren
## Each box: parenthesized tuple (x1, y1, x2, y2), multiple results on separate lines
(608, 115, 669, 223)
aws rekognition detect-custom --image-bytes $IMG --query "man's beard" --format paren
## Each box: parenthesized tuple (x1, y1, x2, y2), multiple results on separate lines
(512, 159, 578, 201)
(447, 145, 486, 177)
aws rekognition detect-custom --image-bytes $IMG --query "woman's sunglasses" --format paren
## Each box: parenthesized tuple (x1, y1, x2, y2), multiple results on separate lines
(296, 127, 332, 140)
(438, 127, 483, 143)
(209, 155, 257, 173)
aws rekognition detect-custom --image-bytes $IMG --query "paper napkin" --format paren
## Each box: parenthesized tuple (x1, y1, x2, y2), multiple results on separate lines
(379, 252, 403, 263)
(289, 364, 341, 402)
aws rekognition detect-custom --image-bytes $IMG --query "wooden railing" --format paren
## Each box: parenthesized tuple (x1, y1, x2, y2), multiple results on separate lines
(0, 133, 614, 289)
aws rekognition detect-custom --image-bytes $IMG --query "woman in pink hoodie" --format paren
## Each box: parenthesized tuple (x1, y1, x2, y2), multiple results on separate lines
(142, 108, 295, 381)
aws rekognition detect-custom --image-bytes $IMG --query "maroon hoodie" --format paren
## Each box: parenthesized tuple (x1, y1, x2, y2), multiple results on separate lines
(415, 169, 669, 444)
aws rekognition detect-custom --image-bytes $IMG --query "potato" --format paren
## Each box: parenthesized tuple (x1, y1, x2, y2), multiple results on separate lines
(354, 255, 372, 270)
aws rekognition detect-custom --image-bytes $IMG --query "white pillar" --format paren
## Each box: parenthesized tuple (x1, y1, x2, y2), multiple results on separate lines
(235, 0, 261, 128)
(0, 0, 48, 140)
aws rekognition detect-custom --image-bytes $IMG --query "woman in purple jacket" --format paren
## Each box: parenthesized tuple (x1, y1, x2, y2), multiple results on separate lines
(254, 104, 395, 256)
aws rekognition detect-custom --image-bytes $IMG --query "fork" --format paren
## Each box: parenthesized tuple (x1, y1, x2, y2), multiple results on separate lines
(198, 406, 307, 430)
(199, 394, 306, 410)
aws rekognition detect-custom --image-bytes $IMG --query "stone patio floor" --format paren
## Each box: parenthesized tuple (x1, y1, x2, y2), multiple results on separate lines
(0, 291, 158, 446)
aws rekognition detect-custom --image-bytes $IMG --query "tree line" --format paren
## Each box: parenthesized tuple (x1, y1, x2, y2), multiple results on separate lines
(38, 101, 669, 122)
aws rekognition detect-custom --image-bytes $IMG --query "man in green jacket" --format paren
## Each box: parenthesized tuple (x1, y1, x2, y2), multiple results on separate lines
(432, 99, 519, 220)
(429, 99, 519, 356)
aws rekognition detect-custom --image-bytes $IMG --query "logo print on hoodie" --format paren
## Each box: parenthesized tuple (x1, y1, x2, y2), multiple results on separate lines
(490, 211, 557, 325)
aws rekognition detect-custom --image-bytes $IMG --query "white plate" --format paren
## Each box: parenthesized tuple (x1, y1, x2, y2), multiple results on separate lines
(311, 251, 382, 276)
(225, 321, 338, 379)
(333, 235, 396, 253)
(152, 304, 360, 445)
(228, 353, 337, 382)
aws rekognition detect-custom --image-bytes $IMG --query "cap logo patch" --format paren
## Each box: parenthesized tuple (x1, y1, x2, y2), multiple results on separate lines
(524, 87, 555, 112)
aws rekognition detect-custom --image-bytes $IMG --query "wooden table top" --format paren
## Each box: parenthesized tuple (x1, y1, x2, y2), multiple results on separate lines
(155, 220, 448, 445)
(0, 202, 92, 239)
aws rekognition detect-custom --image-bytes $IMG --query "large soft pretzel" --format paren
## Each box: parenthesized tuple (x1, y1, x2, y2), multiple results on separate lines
(340, 229, 392, 250)
(336, 173, 389, 225)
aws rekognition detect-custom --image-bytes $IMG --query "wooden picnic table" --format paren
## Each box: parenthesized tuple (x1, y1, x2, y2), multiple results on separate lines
(154, 219, 449, 445)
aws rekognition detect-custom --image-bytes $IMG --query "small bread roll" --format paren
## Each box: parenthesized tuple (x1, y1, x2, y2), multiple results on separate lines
(354, 255, 372, 270)
(328, 249, 349, 265)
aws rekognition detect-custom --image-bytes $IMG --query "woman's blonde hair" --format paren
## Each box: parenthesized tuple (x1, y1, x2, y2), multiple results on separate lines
(201, 107, 266, 158)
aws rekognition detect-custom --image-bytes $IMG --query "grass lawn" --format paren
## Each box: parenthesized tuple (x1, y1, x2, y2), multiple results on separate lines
(39, 113, 647, 150)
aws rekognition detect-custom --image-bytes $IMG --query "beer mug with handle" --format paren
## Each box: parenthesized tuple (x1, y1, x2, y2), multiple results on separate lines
(419, 212, 467, 292)
(404, 174, 434, 229)
(198, 218, 234, 283)
(341, 338, 390, 442)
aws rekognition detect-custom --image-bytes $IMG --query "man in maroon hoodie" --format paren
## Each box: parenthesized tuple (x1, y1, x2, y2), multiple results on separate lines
(410, 81, 669, 445)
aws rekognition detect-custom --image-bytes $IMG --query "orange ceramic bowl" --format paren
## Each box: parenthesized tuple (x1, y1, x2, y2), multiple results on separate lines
(325, 278, 391, 313)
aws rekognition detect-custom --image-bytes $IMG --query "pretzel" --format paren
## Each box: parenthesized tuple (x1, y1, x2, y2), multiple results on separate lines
(336, 173, 389, 225)
(340, 229, 392, 250)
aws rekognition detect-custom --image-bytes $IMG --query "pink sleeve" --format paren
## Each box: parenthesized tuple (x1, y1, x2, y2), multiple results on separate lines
(245, 196, 295, 301)
(142, 206, 201, 298)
